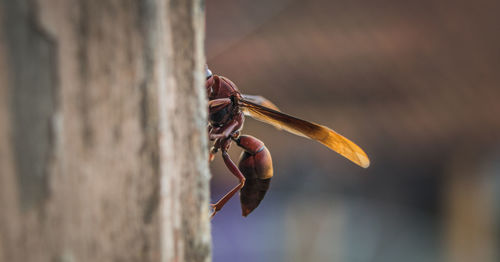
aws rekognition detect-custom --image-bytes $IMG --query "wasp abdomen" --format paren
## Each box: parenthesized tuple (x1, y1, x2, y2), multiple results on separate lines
(237, 135, 273, 216)
(239, 174, 271, 217)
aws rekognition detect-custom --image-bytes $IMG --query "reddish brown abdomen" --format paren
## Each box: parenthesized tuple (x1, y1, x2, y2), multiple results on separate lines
(238, 142, 273, 216)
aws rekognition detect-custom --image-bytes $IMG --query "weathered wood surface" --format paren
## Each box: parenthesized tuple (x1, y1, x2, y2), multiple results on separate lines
(0, 0, 210, 261)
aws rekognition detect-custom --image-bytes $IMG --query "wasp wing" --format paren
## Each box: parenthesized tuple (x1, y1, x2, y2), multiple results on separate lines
(239, 98, 370, 168)
(241, 94, 281, 112)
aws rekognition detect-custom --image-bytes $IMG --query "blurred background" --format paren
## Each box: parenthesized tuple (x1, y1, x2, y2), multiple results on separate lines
(206, 0, 500, 261)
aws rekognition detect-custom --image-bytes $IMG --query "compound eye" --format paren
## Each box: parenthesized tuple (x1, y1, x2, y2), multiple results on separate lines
(205, 65, 213, 79)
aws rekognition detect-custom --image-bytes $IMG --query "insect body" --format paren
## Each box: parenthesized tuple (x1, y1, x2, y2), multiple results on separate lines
(206, 66, 369, 218)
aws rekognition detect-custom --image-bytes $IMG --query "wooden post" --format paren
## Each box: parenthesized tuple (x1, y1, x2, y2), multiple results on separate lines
(0, 0, 211, 261)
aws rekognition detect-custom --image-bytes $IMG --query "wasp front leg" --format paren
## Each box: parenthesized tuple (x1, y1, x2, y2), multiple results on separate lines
(208, 122, 239, 162)
(208, 111, 243, 161)
(209, 112, 243, 141)
(208, 98, 231, 112)
(209, 121, 238, 141)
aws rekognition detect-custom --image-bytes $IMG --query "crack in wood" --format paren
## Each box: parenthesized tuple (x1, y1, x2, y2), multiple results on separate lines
(3, 0, 59, 210)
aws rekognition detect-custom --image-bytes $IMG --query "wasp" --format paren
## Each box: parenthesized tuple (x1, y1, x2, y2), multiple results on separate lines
(206, 66, 369, 218)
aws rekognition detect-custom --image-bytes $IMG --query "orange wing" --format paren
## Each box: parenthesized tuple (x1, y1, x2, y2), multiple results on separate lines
(239, 98, 370, 168)
(241, 94, 281, 111)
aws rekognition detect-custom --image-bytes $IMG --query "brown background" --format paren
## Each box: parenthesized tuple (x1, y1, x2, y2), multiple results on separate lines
(207, 0, 500, 261)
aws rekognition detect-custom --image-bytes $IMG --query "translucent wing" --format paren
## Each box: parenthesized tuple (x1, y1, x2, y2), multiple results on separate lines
(241, 94, 280, 111)
(239, 98, 370, 168)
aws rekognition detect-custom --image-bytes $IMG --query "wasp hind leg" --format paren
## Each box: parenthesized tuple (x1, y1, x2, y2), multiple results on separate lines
(210, 150, 246, 219)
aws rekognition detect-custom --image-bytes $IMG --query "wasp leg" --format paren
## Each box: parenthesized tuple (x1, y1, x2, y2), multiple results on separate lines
(209, 120, 239, 141)
(208, 98, 231, 113)
(210, 150, 246, 218)
(209, 146, 218, 162)
(209, 129, 238, 162)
